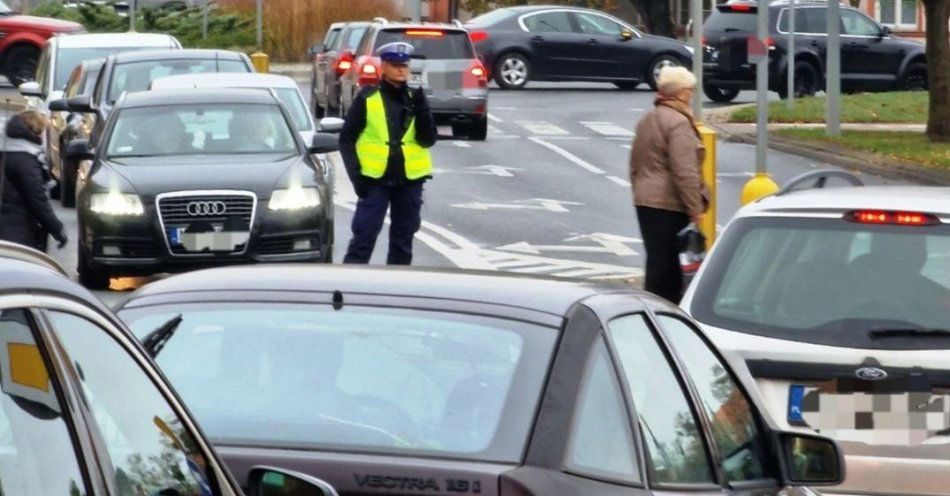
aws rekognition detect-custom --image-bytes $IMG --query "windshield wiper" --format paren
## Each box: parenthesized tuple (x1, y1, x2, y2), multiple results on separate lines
(141, 314, 183, 357)
(869, 328, 950, 339)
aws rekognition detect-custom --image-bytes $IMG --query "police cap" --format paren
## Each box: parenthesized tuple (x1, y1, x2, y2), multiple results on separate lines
(376, 42, 414, 63)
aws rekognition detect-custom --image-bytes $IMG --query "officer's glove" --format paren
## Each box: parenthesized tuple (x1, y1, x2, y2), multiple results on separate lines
(411, 87, 428, 110)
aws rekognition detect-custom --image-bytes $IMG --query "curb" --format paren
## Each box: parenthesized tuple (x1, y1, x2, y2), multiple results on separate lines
(708, 122, 950, 186)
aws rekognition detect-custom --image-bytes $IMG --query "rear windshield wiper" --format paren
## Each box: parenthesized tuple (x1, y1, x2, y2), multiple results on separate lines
(141, 314, 183, 357)
(869, 328, 950, 339)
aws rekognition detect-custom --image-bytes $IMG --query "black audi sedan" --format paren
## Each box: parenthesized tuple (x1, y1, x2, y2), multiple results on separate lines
(466, 6, 693, 90)
(69, 88, 337, 289)
(116, 264, 844, 496)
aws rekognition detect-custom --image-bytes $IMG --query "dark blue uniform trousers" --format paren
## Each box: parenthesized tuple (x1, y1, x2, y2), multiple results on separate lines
(344, 181, 424, 265)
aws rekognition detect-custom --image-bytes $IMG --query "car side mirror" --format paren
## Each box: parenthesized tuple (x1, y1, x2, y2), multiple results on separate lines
(247, 466, 339, 496)
(880, 26, 891, 37)
(309, 43, 325, 56)
(67, 95, 94, 113)
(66, 139, 95, 161)
(317, 117, 344, 134)
(777, 432, 844, 486)
(621, 31, 634, 41)
(48, 99, 69, 112)
(18, 81, 41, 98)
(309, 133, 339, 154)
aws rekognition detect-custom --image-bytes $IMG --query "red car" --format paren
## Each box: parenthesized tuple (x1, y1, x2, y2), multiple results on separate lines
(0, 1, 83, 86)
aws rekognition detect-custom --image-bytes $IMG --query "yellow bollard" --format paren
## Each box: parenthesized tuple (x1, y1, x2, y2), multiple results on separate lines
(697, 123, 717, 250)
(740, 172, 780, 206)
(250, 51, 269, 73)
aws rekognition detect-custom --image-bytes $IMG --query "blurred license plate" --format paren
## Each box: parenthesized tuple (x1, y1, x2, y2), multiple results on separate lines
(167, 227, 185, 245)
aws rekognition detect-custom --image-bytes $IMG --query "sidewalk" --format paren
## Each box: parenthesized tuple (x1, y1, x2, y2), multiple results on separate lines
(269, 63, 310, 83)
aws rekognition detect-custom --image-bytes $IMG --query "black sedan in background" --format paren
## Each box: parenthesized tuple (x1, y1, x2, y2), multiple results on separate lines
(69, 89, 337, 289)
(116, 265, 844, 496)
(466, 6, 693, 90)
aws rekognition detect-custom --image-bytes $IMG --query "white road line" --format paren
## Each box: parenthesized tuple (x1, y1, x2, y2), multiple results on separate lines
(607, 176, 631, 187)
(494, 106, 516, 110)
(631, 108, 644, 111)
(488, 124, 504, 134)
(486, 113, 503, 123)
(538, 136, 590, 140)
(452, 141, 471, 148)
(620, 144, 632, 149)
(607, 136, 633, 141)
(580, 121, 634, 137)
(516, 120, 569, 135)
(528, 137, 605, 174)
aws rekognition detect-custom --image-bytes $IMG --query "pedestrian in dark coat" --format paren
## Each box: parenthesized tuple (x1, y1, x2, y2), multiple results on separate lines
(629, 66, 707, 303)
(0, 111, 68, 251)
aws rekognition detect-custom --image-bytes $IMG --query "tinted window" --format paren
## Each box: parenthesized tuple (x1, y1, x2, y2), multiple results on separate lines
(608, 315, 714, 485)
(81, 66, 102, 96)
(56, 47, 169, 92)
(691, 217, 950, 349)
(704, 10, 758, 32)
(109, 59, 249, 102)
(107, 103, 297, 158)
(374, 29, 474, 59)
(47, 311, 214, 496)
(121, 304, 557, 463)
(658, 315, 768, 482)
(565, 338, 640, 483)
(842, 10, 881, 36)
(800, 8, 829, 33)
(0, 309, 88, 495)
(523, 11, 574, 33)
(576, 13, 626, 36)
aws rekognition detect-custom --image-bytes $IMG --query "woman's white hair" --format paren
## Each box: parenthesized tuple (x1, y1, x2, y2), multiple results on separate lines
(657, 66, 697, 95)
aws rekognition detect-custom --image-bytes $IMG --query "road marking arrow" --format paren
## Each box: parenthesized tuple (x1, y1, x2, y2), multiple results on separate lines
(451, 198, 582, 213)
(498, 233, 642, 257)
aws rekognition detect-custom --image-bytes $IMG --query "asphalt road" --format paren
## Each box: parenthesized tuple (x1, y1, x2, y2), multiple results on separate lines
(33, 82, 906, 306)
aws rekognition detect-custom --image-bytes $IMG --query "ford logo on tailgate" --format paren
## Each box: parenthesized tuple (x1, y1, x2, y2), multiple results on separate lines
(855, 367, 889, 381)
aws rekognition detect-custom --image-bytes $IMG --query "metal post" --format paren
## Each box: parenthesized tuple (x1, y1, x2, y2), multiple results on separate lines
(202, 0, 209, 40)
(415, 0, 423, 22)
(754, 0, 767, 175)
(786, 0, 795, 110)
(129, 0, 136, 32)
(256, 0, 263, 50)
(826, 0, 841, 136)
(690, 0, 703, 118)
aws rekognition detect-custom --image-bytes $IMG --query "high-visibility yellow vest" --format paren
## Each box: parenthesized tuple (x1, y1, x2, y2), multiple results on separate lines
(355, 90, 432, 180)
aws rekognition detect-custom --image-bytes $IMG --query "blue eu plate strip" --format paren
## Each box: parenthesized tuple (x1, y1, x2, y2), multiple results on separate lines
(788, 384, 805, 423)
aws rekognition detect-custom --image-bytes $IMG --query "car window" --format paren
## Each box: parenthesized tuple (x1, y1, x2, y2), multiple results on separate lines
(120, 303, 558, 463)
(607, 315, 714, 485)
(64, 65, 83, 99)
(81, 66, 102, 96)
(657, 315, 769, 483)
(691, 217, 950, 350)
(324, 27, 342, 50)
(575, 13, 625, 36)
(106, 103, 297, 158)
(374, 29, 474, 60)
(109, 59, 250, 103)
(346, 27, 371, 52)
(704, 10, 757, 32)
(55, 47, 165, 92)
(46, 311, 215, 496)
(523, 11, 574, 33)
(274, 88, 312, 131)
(842, 10, 882, 36)
(36, 47, 51, 94)
(565, 337, 640, 483)
(0, 309, 88, 496)
(799, 8, 829, 34)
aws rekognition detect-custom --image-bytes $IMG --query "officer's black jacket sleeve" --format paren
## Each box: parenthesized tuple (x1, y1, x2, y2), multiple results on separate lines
(412, 95, 438, 148)
(339, 89, 369, 186)
(8, 155, 64, 237)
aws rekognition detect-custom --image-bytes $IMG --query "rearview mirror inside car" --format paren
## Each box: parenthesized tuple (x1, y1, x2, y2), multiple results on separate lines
(248, 466, 339, 496)
(310, 133, 339, 154)
(317, 117, 344, 134)
(66, 139, 95, 161)
(18, 81, 41, 98)
(67, 95, 94, 113)
(778, 432, 844, 486)
(48, 99, 69, 112)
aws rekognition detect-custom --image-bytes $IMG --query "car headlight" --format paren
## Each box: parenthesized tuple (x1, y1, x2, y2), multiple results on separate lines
(269, 186, 321, 211)
(90, 192, 144, 216)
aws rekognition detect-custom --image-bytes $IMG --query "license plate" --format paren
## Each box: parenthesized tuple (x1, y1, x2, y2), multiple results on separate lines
(167, 227, 185, 246)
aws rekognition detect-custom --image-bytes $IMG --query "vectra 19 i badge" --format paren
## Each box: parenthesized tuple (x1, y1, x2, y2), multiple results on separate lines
(70, 88, 339, 289)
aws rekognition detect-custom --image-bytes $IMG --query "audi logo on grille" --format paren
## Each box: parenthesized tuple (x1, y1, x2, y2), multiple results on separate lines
(186, 201, 227, 216)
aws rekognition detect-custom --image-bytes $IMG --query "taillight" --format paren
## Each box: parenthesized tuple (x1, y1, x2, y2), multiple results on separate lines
(405, 29, 444, 37)
(464, 61, 488, 89)
(469, 30, 489, 43)
(846, 210, 940, 226)
(729, 3, 753, 11)
(701, 35, 708, 46)
(335, 53, 354, 76)
(361, 63, 377, 75)
(470, 65, 486, 78)
(357, 62, 380, 86)
(765, 36, 775, 47)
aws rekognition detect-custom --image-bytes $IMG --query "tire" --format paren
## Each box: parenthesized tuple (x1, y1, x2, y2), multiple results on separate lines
(646, 54, 682, 91)
(77, 243, 110, 290)
(898, 63, 927, 92)
(3, 44, 40, 87)
(614, 81, 640, 91)
(493, 53, 530, 90)
(61, 158, 77, 208)
(468, 116, 488, 141)
(49, 179, 61, 200)
(310, 76, 325, 119)
(779, 61, 819, 99)
(451, 121, 467, 138)
(704, 84, 740, 103)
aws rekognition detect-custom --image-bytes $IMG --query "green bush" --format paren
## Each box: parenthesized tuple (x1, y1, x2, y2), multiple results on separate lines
(31, 1, 255, 53)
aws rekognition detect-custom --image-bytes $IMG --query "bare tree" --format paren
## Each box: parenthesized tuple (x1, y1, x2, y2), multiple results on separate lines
(626, 0, 675, 37)
(921, 0, 950, 142)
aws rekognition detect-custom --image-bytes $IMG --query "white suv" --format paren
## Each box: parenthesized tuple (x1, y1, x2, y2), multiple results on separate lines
(682, 171, 950, 496)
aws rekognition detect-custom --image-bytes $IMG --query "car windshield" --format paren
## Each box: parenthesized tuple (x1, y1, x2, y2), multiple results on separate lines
(690, 216, 950, 349)
(704, 10, 758, 32)
(0, 1, 10, 14)
(55, 46, 165, 91)
(375, 29, 474, 59)
(120, 303, 556, 462)
(109, 58, 248, 102)
(106, 103, 297, 158)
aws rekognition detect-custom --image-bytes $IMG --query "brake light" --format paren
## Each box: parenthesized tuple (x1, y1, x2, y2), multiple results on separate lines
(701, 35, 708, 46)
(335, 53, 354, 76)
(847, 210, 940, 226)
(469, 31, 489, 43)
(730, 4, 753, 11)
(765, 36, 776, 47)
(464, 61, 488, 88)
(361, 63, 377, 75)
(406, 29, 444, 37)
(357, 61, 380, 86)
(471, 65, 486, 78)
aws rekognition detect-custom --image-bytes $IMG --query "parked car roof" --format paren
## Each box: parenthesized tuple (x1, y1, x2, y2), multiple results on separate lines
(120, 87, 278, 107)
(111, 48, 246, 63)
(53, 32, 178, 48)
(150, 72, 299, 90)
(742, 186, 950, 217)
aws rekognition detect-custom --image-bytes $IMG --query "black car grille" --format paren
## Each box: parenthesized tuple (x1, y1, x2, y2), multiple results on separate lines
(258, 235, 320, 255)
(158, 193, 255, 255)
(93, 239, 160, 258)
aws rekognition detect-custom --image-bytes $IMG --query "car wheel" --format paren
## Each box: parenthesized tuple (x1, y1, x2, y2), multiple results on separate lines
(77, 242, 110, 290)
(61, 158, 77, 208)
(898, 63, 927, 91)
(703, 84, 740, 103)
(451, 121, 467, 138)
(3, 44, 40, 87)
(494, 53, 530, 90)
(789, 61, 819, 98)
(614, 81, 639, 91)
(468, 116, 488, 141)
(647, 54, 681, 91)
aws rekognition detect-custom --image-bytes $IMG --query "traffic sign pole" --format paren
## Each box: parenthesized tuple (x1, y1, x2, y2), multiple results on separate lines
(786, 0, 795, 110)
(826, 0, 841, 136)
(690, 0, 703, 118)
(740, 1, 780, 205)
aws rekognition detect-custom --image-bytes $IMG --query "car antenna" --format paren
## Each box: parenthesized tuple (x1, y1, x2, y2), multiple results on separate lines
(332, 290, 344, 310)
(0, 99, 10, 227)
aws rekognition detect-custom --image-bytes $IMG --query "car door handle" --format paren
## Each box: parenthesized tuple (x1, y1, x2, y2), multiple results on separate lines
(531, 35, 544, 42)
(588, 38, 599, 44)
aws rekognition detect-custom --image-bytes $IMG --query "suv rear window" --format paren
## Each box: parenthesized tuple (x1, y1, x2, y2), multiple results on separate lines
(704, 10, 759, 32)
(374, 29, 474, 60)
(690, 216, 950, 350)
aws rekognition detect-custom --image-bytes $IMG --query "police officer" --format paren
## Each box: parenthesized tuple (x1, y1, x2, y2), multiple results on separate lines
(340, 42, 437, 265)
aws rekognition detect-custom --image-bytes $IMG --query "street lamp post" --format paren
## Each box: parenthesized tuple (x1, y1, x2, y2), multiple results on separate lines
(826, 0, 842, 136)
(740, 0, 780, 205)
(250, 0, 269, 72)
(690, 0, 703, 118)
(786, 0, 795, 110)
(129, 0, 136, 32)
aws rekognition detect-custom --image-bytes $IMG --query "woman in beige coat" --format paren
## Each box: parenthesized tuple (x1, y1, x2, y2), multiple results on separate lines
(629, 66, 707, 303)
